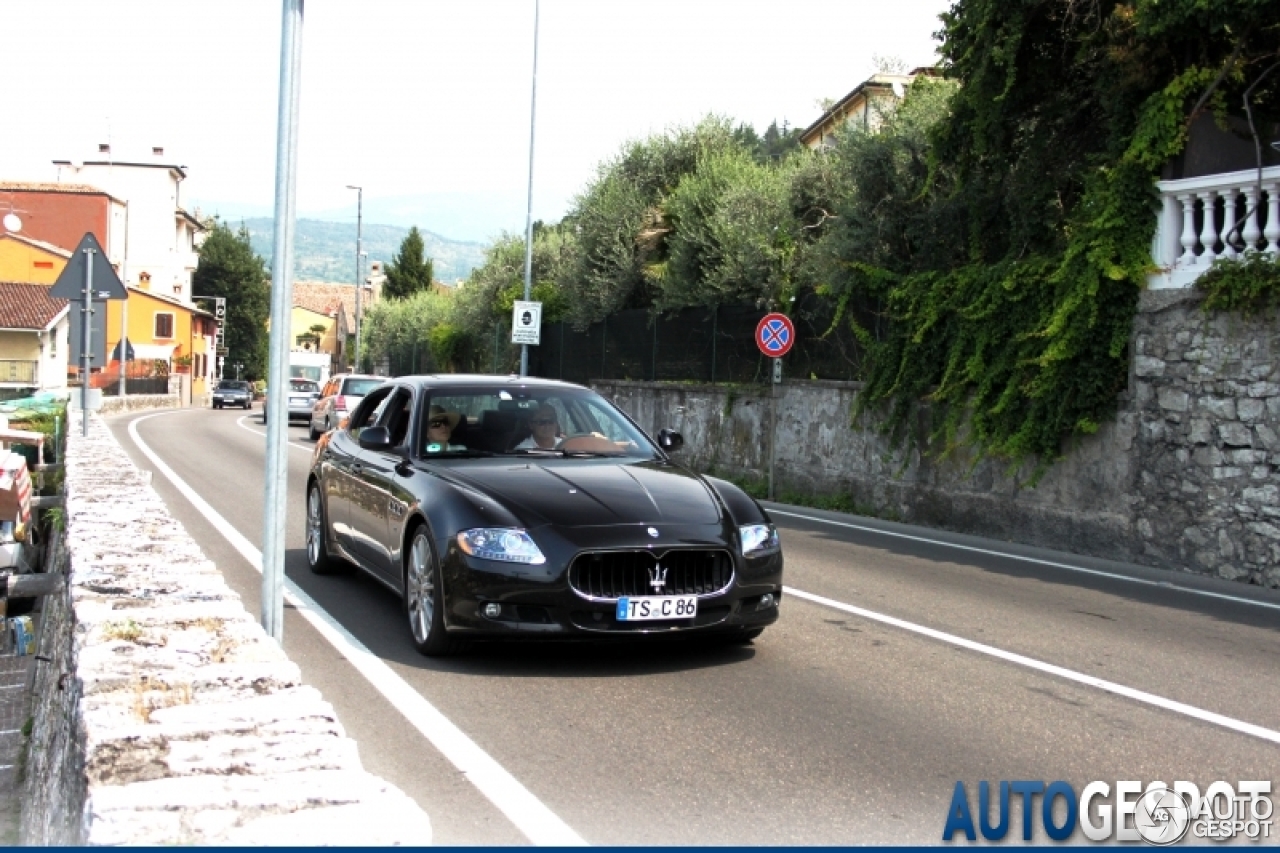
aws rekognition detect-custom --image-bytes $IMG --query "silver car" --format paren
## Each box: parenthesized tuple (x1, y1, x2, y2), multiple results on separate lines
(263, 378, 321, 424)
(309, 373, 382, 440)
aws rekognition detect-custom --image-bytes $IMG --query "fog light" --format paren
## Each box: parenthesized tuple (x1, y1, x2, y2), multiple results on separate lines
(759, 594, 776, 610)
(482, 603, 502, 619)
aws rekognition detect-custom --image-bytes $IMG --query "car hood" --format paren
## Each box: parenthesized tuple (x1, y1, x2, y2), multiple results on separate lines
(440, 460, 723, 528)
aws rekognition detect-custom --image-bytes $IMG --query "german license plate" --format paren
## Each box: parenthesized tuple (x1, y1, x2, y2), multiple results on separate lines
(616, 595, 697, 621)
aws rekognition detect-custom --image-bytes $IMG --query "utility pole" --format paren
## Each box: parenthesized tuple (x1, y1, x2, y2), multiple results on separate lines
(262, 0, 305, 644)
(519, 0, 540, 377)
(80, 246, 95, 437)
(118, 201, 130, 397)
(346, 185, 363, 372)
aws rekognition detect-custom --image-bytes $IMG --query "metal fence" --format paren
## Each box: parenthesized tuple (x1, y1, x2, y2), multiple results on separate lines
(524, 294, 878, 386)
(101, 376, 170, 396)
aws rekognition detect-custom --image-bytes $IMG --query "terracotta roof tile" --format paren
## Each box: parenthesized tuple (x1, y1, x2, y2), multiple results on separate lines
(0, 282, 67, 330)
(291, 281, 362, 327)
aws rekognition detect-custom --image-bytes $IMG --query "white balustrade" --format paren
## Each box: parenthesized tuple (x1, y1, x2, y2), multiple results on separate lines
(1150, 165, 1280, 289)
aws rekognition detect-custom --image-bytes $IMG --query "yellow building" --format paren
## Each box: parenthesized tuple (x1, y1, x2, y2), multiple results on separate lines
(0, 230, 213, 397)
(0, 233, 72, 284)
(799, 69, 936, 150)
(104, 284, 215, 400)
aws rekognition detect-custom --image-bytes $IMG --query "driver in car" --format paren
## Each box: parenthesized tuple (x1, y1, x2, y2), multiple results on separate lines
(515, 404, 562, 450)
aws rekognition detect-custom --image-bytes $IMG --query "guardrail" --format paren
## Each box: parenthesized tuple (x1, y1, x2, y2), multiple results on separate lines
(1150, 165, 1280, 289)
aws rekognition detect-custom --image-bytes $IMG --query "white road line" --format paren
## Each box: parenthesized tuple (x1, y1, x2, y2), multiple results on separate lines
(234, 414, 314, 454)
(770, 508, 1280, 613)
(784, 586, 1280, 746)
(127, 411, 587, 846)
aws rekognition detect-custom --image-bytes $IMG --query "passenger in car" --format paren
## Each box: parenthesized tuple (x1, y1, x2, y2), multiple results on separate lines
(514, 404, 562, 450)
(425, 405, 465, 452)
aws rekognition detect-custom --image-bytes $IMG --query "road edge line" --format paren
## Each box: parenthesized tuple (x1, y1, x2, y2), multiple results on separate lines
(125, 411, 588, 846)
(783, 585, 1280, 746)
(769, 508, 1280, 613)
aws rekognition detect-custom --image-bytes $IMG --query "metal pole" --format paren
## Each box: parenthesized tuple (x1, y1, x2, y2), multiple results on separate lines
(347, 185, 362, 371)
(519, 0, 540, 377)
(81, 247, 95, 437)
(119, 201, 129, 397)
(262, 0, 305, 643)
(767, 360, 777, 500)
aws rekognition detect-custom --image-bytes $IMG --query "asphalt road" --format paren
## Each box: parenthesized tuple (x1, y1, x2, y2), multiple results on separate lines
(108, 407, 1280, 845)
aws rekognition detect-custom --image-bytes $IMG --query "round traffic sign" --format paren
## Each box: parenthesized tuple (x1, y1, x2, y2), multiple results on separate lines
(755, 312, 796, 358)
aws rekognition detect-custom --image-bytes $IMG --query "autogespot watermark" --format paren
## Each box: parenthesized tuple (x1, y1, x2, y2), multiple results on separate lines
(942, 780, 1273, 844)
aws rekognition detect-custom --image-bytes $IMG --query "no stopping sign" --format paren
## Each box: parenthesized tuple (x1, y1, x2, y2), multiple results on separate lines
(755, 313, 795, 358)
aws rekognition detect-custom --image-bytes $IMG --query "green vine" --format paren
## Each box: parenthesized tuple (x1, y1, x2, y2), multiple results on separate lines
(844, 0, 1278, 475)
(1198, 252, 1280, 315)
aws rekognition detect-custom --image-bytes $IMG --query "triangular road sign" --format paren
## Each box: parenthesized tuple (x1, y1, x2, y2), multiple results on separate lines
(49, 232, 127, 300)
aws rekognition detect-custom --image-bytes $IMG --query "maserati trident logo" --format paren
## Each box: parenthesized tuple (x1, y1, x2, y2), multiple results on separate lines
(648, 564, 668, 593)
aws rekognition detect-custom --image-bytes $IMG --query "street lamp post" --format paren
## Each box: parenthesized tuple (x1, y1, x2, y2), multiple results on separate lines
(346, 185, 363, 371)
(519, 0, 540, 377)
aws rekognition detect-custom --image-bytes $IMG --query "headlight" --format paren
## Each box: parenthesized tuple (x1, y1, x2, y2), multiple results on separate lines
(457, 528, 546, 565)
(739, 523, 779, 556)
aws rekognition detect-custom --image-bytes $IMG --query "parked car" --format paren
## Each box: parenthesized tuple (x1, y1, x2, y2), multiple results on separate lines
(305, 375, 783, 656)
(309, 373, 383, 440)
(263, 378, 321, 424)
(211, 380, 254, 410)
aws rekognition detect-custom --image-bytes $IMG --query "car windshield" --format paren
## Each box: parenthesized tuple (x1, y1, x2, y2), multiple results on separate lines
(216, 381, 246, 391)
(421, 386, 657, 460)
(290, 380, 320, 393)
(343, 378, 382, 396)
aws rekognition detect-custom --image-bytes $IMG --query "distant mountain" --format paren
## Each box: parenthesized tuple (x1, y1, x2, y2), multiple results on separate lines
(238, 218, 489, 284)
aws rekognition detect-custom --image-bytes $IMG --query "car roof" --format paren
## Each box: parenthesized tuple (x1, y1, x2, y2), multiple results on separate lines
(391, 374, 587, 391)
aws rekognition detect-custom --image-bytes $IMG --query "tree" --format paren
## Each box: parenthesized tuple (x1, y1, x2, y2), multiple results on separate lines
(384, 227, 435, 300)
(192, 221, 270, 380)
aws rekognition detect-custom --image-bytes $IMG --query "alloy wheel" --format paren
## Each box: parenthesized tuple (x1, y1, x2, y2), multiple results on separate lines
(306, 486, 324, 566)
(406, 531, 435, 645)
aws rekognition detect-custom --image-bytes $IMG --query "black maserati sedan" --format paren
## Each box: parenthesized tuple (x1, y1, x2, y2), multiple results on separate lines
(306, 375, 783, 655)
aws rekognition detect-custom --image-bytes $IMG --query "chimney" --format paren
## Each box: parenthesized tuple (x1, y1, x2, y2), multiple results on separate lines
(152, 146, 165, 158)
(98, 143, 111, 154)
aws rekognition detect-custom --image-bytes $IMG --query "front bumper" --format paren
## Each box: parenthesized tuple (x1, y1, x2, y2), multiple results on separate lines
(437, 525, 783, 639)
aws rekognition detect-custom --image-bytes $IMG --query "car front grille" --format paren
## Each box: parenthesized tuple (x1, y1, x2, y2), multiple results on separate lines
(568, 549, 734, 600)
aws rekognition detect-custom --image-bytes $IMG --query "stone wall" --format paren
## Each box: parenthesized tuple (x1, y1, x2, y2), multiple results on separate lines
(97, 394, 181, 415)
(1129, 289, 1280, 584)
(21, 412, 432, 844)
(596, 290, 1279, 588)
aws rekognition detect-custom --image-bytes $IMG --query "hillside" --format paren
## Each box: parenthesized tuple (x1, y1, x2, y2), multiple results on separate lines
(240, 218, 488, 284)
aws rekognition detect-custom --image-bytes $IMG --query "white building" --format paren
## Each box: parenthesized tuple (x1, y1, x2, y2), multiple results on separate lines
(52, 145, 205, 304)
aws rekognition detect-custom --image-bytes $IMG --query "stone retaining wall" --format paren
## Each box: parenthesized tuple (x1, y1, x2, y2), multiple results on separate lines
(20, 412, 431, 844)
(596, 291, 1279, 588)
(97, 394, 181, 415)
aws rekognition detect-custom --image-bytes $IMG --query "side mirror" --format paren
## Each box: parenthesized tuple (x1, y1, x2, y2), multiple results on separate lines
(657, 428, 684, 453)
(357, 425, 392, 450)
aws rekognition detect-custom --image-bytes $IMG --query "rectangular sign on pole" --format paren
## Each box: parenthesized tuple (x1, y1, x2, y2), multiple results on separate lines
(511, 300, 542, 346)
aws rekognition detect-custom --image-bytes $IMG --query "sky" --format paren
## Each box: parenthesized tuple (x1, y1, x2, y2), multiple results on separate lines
(1, 0, 950, 243)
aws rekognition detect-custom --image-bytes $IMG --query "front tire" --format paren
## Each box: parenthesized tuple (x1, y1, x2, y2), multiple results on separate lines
(405, 525, 463, 656)
(308, 420, 320, 441)
(306, 483, 342, 575)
